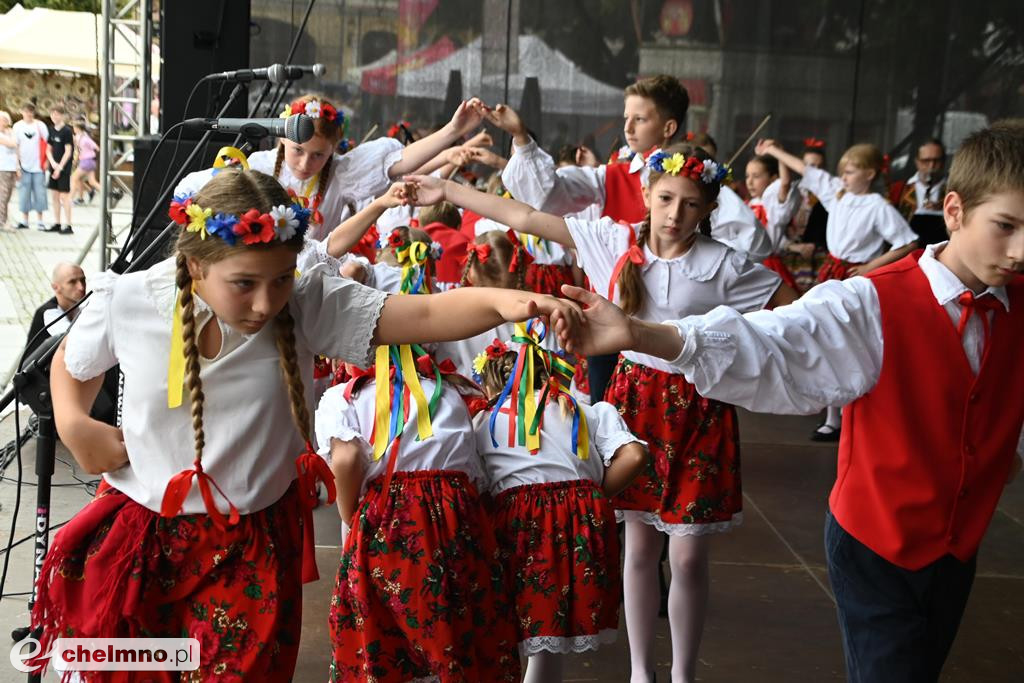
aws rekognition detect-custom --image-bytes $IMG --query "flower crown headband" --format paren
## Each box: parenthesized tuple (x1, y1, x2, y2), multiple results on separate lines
(169, 193, 311, 246)
(280, 98, 342, 125)
(647, 149, 731, 186)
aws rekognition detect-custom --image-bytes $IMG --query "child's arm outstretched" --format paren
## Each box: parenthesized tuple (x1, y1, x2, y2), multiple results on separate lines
(402, 174, 575, 247)
(325, 183, 406, 259)
(374, 284, 582, 346)
(50, 340, 128, 475)
(385, 99, 487, 178)
(759, 139, 806, 176)
(555, 283, 882, 417)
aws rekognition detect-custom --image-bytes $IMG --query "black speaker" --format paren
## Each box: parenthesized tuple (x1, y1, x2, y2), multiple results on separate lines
(160, 1, 251, 132)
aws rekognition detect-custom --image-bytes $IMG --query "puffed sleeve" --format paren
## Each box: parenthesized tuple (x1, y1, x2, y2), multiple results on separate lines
(330, 137, 404, 204)
(799, 166, 843, 213)
(873, 199, 919, 250)
(502, 138, 607, 215)
(719, 250, 783, 313)
(584, 401, 646, 466)
(314, 385, 370, 463)
(564, 216, 631, 299)
(668, 277, 884, 414)
(63, 271, 119, 381)
(295, 237, 370, 276)
(291, 263, 388, 367)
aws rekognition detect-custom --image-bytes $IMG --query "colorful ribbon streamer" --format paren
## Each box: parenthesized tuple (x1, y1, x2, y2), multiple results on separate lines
(488, 319, 589, 459)
(371, 344, 443, 460)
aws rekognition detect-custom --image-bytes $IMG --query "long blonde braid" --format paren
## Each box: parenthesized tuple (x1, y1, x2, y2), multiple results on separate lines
(174, 252, 206, 463)
(273, 305, 312, 444)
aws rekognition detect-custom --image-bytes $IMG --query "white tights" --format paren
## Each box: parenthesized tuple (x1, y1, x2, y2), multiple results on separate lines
(523, 651, 564, 683)
(825, 405, 842, 429)
(623, 520, 710, 683)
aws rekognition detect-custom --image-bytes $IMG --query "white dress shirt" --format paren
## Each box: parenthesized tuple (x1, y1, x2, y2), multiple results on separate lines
(475, 399, 644, 494)
(315, 377, 488, 495)
(800, 166, 918, 262)
(567, 217, 781, 374)
(63, 258, 388, 514)
(906, 172, 946, 216)
(173, 137, 404, 241)
(666, 242, 1024, 459)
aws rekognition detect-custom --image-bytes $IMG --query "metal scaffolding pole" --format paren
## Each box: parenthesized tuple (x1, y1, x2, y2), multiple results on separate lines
(99, 0, 153, 269)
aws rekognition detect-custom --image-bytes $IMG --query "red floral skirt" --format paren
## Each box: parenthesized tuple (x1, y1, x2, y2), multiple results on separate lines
(605, 357, 742, 535)
(817, 253, 862, 282)
(31, 483, 305, 682)
(525, 263, 575, 297)
(494, 480, 619, 655)
(763, 254, 799, 291)
(329, 470, 521, 683)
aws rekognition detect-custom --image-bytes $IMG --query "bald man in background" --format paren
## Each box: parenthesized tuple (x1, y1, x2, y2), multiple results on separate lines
(25, 262, 117, 425)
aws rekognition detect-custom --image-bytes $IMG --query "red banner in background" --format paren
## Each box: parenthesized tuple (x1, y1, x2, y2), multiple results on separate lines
(360, 36, 456, 96)
(398, 0, 439, 53)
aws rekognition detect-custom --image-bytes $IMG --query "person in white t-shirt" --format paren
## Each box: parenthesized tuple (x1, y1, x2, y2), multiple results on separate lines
(31, 168, 583, 681)
(11, 102, 48, 229)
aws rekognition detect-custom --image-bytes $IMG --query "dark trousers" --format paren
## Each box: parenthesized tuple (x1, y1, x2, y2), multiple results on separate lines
(587, 352, 618, 404)
(824, 511, 976, 683)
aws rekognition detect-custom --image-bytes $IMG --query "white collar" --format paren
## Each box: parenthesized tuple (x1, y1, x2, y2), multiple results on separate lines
(918, 242, 1010, 311)
(641, 233, 728, 282)
(629, 151, 646, 175)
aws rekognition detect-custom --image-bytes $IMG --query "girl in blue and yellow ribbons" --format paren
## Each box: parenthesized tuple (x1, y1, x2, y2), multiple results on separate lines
(472, 320, 648, 683)
(314, 235, 523, 682)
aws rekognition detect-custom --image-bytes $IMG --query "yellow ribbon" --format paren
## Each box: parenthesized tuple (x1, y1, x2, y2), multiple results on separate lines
(212, 146, 250, 170)
(399, 345, 433, 444)
(167, 291, 186, 408)
(372, 346, 391, 460)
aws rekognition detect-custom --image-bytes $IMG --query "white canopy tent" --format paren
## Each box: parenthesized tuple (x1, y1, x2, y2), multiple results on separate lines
(0, 3, 141, 77)
(352, 35, 625, 116)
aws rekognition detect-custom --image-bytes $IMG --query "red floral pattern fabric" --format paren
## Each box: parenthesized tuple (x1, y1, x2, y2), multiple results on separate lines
(493, 480, 620, 654)
(525, 262, 575, 298)
(329, 470, 520, 683)
(31, 484, 305, 682)
(606, 357, 742, 532)
(817, 253, 862, 282)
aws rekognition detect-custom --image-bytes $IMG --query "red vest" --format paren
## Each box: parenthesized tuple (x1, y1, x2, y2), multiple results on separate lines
(829, 254, 1024, 569)
(601, 161, 647, 224)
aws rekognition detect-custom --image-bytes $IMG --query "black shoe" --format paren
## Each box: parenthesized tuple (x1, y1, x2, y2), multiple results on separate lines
(15, 222, 27, 230)
(40, 222, 61, 232)
(88, 189, 96, 202)
(60, 224, 74, 235)
(111, 189, 124, 207)
(810, 423, 841, 442)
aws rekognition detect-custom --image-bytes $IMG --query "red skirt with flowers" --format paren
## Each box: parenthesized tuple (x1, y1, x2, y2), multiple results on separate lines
(329, 470, 521, 683)
(817, 253, 862, 282)
(31, 483, 305, 682)
(606, 357, 742, 535)
(494, 480, 619, 655)
(762, 254, 798, 291)
(525, 262, 575, 297)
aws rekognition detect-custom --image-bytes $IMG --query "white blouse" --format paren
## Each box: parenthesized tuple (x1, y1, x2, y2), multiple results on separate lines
(750, 177, 801, 253)
(475, 398, 644, 494)
(801, 166, 918, 263)
(63, 258, 388, 514)
(314, 377, 488, 495)
(173, 137, 404, 242)
(566, 217, 782, 373)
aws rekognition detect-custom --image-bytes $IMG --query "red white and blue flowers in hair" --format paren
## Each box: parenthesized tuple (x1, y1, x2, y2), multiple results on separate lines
(169, 193, 311, 246)
(280, 98, 342, 125)
(647, 148, 730, 185)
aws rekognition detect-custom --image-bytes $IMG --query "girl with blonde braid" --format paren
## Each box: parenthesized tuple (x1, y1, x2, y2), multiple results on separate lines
(34, 168, 583, 681)
(403, 143, 796, 683)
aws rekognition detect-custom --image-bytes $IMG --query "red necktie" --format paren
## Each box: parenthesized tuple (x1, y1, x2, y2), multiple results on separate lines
(956, 291, 1004, 357)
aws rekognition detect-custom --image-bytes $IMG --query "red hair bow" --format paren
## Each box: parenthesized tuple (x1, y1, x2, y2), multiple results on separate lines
(467, 243, 492, 263)
(803, 137, 826, 150)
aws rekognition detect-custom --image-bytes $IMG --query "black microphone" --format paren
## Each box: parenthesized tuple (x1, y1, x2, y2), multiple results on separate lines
(183, 115, 315, 143)
(207, 63, 325, 84)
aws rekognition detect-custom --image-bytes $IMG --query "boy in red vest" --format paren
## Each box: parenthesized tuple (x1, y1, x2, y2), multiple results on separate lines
(556, 119, 1024, 682)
